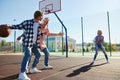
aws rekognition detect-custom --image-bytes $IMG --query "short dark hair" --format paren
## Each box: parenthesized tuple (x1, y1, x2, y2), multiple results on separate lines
(34, 10, 43, 18)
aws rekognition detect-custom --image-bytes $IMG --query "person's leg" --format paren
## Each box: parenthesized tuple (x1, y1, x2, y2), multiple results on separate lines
(26, 53, 32, 73)
(93, 46, 98, 61)
(42, 48, 53, 69)
(100, 45, 108, 62)
(30, 44, 41, 73)
(90, 45, 98, 65)
(18, 47, 31, 80)
(31, 44, 41, 68)
(21, 47, 32, 73)
(42, 48, 49, 66)
(28, 52, 34, 67)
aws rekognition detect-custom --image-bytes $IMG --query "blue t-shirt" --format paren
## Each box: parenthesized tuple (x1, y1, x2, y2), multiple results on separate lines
(95, 35, 104, 45)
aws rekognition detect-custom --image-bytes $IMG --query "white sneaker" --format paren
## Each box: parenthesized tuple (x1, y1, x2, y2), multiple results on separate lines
(30, 67, 41, 73)
(18, 72, 31, 80)
(44, 65, 53, 69)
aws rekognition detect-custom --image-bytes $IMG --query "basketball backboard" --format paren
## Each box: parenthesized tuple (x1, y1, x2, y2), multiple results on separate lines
(39, 0, 61, 14)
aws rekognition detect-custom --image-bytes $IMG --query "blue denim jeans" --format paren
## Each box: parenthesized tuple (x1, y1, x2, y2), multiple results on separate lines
(93, 44, 108, 61)
(42, 48, 49, 66)
(21, 44, 41, 72)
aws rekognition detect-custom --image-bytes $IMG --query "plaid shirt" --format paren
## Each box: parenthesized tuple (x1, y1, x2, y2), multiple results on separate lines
(10, 19, 41, 48)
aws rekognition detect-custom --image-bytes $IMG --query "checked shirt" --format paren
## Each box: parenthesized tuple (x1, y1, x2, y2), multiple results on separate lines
(10, 19, 41, 48)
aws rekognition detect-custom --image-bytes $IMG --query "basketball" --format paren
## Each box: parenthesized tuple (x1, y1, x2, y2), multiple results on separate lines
(0, 25, 11, 38)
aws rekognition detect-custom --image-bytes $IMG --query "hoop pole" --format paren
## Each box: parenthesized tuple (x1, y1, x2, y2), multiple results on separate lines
(62, 22, 64, 55)
(107, 11, 112, 56)
(81, 17, 84, 56)
(54, 12, 68, 58)
(14, 30, 16, 53)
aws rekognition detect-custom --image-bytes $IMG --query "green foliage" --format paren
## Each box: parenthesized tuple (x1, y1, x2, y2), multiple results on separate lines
(0, 39, 9, 46)
(111, 44, 117, 51)
(103, 42, 118, 52)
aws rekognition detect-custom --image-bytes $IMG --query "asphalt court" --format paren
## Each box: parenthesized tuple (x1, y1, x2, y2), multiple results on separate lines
(0, 53, 120, 80)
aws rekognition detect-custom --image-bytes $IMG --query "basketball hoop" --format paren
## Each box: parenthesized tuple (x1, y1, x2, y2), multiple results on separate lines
(39, 0, 61, 15)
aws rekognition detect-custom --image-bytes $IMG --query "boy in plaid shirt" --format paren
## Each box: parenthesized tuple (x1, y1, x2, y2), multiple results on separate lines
(10, 10, 43, 80)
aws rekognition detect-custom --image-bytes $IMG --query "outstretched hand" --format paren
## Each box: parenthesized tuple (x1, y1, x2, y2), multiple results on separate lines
(17, 36, 22, 42)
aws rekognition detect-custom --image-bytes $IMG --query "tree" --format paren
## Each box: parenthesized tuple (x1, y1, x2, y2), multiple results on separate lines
(104, 42, 118, 52)
(0, 39, 8, 46)
(111, 44, 117, 51)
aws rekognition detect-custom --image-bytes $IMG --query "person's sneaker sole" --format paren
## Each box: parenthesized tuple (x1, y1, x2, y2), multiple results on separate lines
(30, 70, 42, 73)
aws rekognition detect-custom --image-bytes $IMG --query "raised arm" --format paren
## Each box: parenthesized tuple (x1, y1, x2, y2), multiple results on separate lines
(10, 20, 30, 30)
(47, 32, 64, 36)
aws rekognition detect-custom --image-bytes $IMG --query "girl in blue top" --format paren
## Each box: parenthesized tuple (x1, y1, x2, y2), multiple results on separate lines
(91, 30, 109, 65)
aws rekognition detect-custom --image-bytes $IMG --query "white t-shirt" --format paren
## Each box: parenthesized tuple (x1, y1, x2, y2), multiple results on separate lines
(33, 22, 39, 43)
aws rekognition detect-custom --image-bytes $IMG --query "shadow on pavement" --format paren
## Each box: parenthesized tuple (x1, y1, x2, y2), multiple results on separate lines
(0, 74, 19, 80)
(91, 62, 108, 67)
(66, 62, 108, 77)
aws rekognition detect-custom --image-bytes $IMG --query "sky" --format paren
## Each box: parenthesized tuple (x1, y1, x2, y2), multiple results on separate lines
(0, 0, 120, 44)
